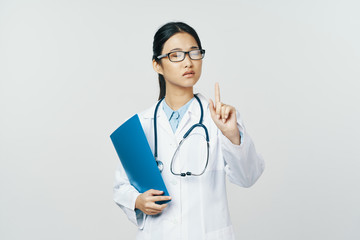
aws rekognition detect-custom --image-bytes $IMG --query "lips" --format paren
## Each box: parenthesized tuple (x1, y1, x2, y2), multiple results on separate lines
(183, 70, 195, 77)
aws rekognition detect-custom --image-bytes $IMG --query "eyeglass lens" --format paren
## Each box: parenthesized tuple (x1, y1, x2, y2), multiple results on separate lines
(169, 50, 204, 62)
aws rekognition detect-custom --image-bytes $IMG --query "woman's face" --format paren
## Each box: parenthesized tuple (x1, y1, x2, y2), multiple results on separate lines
(153, 32, 202, 90)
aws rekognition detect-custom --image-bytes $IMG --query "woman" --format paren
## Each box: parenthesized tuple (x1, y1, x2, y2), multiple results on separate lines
(113, 22, 265, 240)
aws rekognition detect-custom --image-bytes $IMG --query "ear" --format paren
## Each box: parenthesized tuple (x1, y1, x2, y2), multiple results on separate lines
(152, 59, 164, 75)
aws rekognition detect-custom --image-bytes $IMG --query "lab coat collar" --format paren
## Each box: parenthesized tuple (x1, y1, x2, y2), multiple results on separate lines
(142, 93, 209, 120)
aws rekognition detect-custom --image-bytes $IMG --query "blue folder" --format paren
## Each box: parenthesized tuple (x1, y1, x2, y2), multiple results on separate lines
(110, 114, 170, 204)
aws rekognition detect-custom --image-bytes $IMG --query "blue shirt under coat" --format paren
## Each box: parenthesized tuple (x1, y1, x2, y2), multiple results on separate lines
(162, 97, 194, 133)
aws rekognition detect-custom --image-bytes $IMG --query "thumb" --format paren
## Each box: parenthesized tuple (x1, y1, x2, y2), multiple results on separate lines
(148, 189, 164, 196)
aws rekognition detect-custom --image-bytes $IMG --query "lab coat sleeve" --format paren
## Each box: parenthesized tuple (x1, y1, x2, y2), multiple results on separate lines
(113, 162, 146, 229)
(220, 110, 265, 188)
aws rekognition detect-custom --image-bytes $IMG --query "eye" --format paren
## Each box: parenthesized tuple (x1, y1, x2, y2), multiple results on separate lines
(169, 52, 182, 58)
(191, 50, 200, 56)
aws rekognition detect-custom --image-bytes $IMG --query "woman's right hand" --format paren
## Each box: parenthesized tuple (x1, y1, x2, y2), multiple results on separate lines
(135, 189, 171, 215)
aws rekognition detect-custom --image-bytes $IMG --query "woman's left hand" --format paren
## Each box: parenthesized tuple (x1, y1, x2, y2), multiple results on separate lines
(209, 83, 241, 145)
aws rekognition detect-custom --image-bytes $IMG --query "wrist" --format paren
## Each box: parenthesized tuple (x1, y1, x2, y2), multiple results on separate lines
(223, 128, 241, 145)
(134, 195, 140, 210)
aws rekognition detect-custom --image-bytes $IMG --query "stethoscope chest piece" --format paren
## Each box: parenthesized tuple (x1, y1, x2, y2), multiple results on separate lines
(156, 159, 164, 172)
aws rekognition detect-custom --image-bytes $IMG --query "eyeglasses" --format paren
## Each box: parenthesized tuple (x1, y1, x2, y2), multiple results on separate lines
(157, 49, 205, 62)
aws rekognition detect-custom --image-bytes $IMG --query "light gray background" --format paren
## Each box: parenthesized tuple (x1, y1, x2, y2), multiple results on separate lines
(1, 0, 359, 239)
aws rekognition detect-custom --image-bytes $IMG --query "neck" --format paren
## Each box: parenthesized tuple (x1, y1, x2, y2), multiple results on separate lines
(165, 86, 194, 111)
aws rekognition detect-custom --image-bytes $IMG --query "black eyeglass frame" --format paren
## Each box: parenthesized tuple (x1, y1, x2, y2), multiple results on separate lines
(156, 49, 206, 62)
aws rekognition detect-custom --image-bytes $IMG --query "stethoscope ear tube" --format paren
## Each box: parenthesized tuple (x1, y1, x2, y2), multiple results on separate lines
(190, 141, 209, 177)
(170, 139, 209, 177)
(170, 139, 184, 176)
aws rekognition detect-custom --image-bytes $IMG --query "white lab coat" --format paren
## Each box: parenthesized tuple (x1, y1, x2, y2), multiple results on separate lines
(113, 93, 265, 240)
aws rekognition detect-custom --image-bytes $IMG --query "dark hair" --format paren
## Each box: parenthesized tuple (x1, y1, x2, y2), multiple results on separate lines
(152, 22, 203, 100)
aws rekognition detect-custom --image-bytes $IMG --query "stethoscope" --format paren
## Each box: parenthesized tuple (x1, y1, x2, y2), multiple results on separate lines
(154, 94, 210, 177)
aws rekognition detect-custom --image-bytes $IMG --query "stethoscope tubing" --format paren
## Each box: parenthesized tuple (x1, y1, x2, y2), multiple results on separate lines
(153, 94, 209, 177)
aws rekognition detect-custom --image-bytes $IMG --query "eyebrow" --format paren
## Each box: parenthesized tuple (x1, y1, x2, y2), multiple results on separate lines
(170, 46, 199, 52)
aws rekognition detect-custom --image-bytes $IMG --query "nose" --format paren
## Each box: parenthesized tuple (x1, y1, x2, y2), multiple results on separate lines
(183, 52, 193, 68)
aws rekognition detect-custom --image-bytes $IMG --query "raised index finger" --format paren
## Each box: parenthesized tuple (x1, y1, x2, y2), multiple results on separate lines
(215, 82, 220, 103)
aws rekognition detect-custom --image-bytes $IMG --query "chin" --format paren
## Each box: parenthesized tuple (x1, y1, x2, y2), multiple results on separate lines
(184, 75, 200, 83)
(182, 79, 199, 88)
